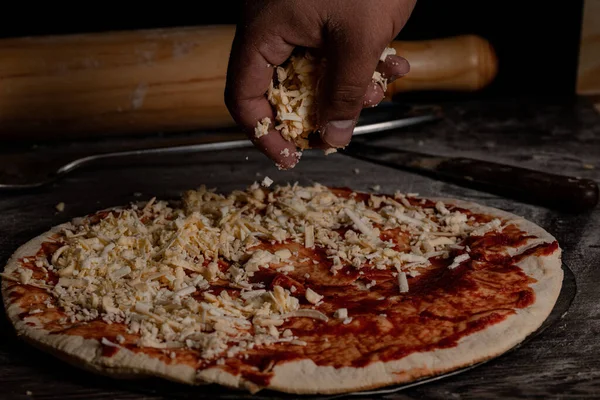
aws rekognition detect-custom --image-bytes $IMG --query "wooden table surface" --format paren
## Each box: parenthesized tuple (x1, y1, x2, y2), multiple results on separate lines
(0, 97, 599, 399)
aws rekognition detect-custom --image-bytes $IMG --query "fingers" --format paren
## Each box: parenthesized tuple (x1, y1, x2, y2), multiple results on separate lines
(251, 121, 301, 170)
(311, 52, 410, 151)
(225, 2, 413, 165)
(224, 26, 299, 169)
(363, 54, 410, 107)
(316, 28, 390, 149)
(378, 54, 410, 83)
(363, 82, 385, 108)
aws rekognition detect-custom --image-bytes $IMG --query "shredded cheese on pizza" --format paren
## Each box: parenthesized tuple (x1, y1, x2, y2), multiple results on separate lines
(6, 184, 500, 364)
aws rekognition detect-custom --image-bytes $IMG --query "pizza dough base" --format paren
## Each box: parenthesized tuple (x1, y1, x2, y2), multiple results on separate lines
(1, 197, 563, 395)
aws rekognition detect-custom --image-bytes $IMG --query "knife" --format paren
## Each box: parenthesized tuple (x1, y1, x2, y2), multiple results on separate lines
(339, 142, 599, 213)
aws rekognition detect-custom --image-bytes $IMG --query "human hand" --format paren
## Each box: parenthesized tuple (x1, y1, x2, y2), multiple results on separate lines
(225, 0, 416, 169)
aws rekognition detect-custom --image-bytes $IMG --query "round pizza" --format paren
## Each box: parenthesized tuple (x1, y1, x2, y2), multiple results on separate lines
(1, 182, 563, 395)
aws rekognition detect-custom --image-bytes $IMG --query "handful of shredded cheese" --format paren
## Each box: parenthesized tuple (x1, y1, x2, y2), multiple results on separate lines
(267, 51, 323, 149)
(261, 47, 397, 151)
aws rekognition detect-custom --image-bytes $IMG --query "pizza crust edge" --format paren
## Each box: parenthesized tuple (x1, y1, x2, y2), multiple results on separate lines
(264, 198, 563, 394)
(1, 222, 205, 387)
(1, 197, 563, 395)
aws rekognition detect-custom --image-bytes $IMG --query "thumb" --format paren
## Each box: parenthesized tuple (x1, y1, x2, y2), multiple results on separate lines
(317, 33, 385, 148)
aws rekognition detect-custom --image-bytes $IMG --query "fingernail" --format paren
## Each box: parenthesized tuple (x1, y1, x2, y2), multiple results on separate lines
(322, 120, 355, 147)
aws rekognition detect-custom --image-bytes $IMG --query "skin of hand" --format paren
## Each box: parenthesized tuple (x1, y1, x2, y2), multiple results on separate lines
(224, 0, 417, 169)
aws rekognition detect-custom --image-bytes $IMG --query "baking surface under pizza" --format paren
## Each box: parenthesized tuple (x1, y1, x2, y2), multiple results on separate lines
(1, 183, 563, 395)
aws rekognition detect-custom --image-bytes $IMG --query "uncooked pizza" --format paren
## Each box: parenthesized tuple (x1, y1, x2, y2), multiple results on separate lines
(1, 182, 562, 395)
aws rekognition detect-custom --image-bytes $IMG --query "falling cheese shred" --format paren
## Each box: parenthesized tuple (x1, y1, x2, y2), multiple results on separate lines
(6, 182, 495, 364)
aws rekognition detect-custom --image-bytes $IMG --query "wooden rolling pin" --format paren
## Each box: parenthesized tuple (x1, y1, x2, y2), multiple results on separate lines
(0, 25, 497, 140)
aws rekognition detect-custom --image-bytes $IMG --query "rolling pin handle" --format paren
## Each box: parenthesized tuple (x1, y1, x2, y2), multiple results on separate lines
(387, 34, 498, 94)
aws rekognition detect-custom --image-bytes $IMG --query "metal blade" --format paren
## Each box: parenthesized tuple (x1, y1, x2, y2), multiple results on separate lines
(340, 141, 449, 172)
(353, 114, 439, 136)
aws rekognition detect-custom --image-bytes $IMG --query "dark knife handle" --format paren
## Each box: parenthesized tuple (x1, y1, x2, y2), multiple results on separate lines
(435, 157, 599, 213)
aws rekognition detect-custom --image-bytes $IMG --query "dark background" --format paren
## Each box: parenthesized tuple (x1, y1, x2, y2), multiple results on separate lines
(0, 1, 586, 99)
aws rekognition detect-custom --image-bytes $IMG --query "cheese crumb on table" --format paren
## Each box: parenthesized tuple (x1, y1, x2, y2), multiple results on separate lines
(55, 202, 65, 212)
